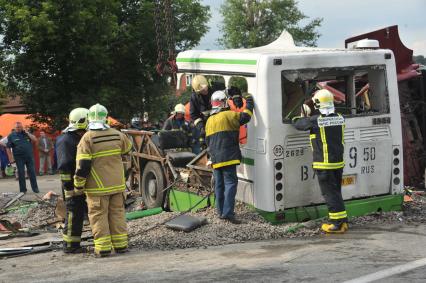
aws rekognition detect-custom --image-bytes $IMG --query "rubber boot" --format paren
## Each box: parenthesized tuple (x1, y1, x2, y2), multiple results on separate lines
(321, 222, 348, 234)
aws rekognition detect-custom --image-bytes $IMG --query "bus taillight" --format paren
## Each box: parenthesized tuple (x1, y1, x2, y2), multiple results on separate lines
(274, 159, 285, 209)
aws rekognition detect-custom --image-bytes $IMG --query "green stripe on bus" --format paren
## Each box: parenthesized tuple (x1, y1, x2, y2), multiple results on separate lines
(241, 157, 255, 166)
(176, 58, 257, 65)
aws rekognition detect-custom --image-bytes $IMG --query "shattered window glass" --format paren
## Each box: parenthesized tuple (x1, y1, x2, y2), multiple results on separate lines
(281, 65, 390, 123)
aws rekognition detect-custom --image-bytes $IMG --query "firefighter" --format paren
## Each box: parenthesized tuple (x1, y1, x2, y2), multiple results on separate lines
(189, 75, 212, 151)
(292, 89, 348, 233)
(74, 103, 132, 257)
(205, 90, 254, 224)
(56, 108, 89, 253)
(163, 103, 190, 133)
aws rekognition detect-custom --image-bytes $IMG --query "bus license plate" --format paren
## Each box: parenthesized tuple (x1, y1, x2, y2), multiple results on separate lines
(342, 175, 356, 186)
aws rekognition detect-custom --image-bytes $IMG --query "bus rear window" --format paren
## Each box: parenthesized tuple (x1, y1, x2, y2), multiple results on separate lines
(281, 65, 390, 123)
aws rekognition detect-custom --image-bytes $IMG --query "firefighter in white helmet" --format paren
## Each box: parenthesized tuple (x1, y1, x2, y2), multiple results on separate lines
(56, 107, 89, 253)
(205, 90, 254, 224)
(74, 103, 132, 257)
(163, 104, 190, 132)
(292, 89, 347, 233)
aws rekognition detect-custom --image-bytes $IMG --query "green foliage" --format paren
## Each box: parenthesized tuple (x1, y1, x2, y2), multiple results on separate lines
(229, 76, 248, 93)
(219, 0, 322, 48)
(0, 0, 210, 129)
(414, 55, 426, 65)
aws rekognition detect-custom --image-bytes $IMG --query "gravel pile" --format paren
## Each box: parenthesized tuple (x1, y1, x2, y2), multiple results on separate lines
(128, 193, 426, 251)
(3, 191, 426, 252)
(350, 193, 426, 227)
(128, 202, 321, 250)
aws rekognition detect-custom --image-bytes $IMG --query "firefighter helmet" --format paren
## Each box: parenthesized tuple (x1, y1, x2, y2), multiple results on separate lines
(131, 117, 141, 128)
(191, 75, 208, 93)
(312, 89, 334, 110)
(211, 90, 227, 113)
(174, 103, 186, 114)
(67, 108, 89, 131)
(88, 103, 108, 124)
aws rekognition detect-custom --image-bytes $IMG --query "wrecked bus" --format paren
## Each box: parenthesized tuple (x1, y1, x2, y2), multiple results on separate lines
(175, 29, 403, 222)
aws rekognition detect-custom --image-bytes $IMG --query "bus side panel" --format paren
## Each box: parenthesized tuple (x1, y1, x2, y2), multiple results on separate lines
(235, 77, 258, 207)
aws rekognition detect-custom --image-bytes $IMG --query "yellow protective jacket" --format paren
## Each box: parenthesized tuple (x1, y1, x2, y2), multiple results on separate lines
(205, 95, 254, 169)
(74, 128, 132, 196)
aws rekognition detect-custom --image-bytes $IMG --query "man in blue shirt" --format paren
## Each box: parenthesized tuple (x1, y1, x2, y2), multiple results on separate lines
(6, 122, 40, 193)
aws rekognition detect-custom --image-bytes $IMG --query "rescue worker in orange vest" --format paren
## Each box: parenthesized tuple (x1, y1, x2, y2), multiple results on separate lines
(205, 90, 254, 224)
(74, 103, 132, 257)
(292, 89, 348, 233)
(56, 108, 89, 253)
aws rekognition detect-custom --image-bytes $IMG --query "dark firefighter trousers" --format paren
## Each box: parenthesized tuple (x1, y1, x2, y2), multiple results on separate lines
(63, 195, 87, 250)
(315, 168, 348, 224)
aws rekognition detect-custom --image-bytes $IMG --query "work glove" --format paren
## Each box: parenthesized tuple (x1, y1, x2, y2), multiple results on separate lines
(227, 86, 243, 108)
(301, 104, 311, 117)
(292, 116, 302, 123)
(232, 95, 243, 109)
(74, 187, 84, 195)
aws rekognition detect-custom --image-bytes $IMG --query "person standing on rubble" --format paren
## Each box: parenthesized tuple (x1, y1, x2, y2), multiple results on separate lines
(205, 90, 254, 224)
(56, 108, 89, 253)
(74, 103, 132, 257)
(6, 122, 39, 194)
(292, 89, 348, 234)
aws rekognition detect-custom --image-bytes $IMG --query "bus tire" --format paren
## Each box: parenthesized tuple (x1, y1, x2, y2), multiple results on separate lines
(140, 161, 166, 208)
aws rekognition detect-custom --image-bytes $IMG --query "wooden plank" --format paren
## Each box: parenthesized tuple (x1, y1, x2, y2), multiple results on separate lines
(0, 233, 61, 248)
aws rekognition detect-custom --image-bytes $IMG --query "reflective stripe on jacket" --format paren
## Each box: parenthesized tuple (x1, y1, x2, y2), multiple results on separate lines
(74, 128, 132, 196)
(293, 113, 345, 170)
(206, 96, 254, 169)
(56, 131, 84, 198)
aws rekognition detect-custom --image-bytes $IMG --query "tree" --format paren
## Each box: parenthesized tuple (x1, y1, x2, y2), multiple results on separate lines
(0, 0, 210, 129)
(414, 55, 426, 65)
(219, 0, 322, 48)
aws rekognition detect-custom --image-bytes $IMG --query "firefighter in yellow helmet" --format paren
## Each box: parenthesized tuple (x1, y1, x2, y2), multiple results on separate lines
(56, 107, 89, 253)
(190, 75, 243, 152)
(74, 103, 132, 257)
(292, 89, 348, 234)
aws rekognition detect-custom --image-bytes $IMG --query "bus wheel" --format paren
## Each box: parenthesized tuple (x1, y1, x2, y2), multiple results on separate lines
(140, 161, 166, 208)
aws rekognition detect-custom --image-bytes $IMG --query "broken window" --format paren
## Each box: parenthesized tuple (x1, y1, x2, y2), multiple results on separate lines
(281, 65, 390, 123)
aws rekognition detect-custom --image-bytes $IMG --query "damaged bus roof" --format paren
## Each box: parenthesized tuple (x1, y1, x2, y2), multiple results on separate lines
(176, 30, 393, 75)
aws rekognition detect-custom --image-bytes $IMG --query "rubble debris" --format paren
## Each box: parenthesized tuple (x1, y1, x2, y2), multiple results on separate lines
(0, 233, 61, 248)
(42, 191, 58, 200)
(128, 203, 321, 251)
(55, 198, 66, 221)
(3, 193, 25, 210)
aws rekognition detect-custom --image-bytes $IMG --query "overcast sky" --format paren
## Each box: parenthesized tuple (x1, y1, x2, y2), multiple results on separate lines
(197, 0, 426, 55)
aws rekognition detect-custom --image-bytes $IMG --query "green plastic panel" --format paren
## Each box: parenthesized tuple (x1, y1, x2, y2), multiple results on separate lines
(169, 189, 215, 212)
(258, 194, 403, 224)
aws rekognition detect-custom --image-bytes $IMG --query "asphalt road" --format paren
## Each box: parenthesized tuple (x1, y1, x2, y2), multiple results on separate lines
(1, 222, 426, 282)
(2, 176, 426, 282)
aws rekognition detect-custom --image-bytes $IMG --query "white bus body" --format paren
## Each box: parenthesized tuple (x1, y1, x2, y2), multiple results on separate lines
(177, 31, 403, 214)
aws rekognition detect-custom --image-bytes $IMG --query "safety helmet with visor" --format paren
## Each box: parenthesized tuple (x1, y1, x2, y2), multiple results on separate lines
(65, 108, 89, 132)
(210, 90, 228, 114)
(191, 75, 208, 94)
(174, 104, 186, 114)
(312, 89, 335, 114)
(88, 103, 109, 130)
